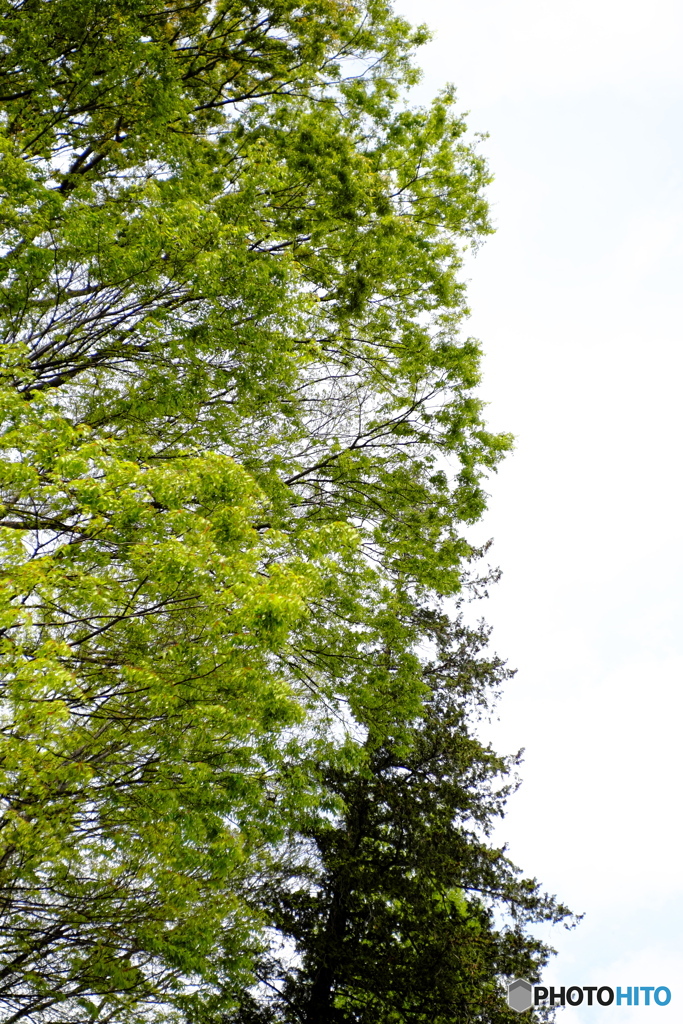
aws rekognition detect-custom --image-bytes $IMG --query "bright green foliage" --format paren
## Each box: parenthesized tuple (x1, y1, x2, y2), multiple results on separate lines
(0, 1, 565, 1021)
(0, 387, 353, 1021)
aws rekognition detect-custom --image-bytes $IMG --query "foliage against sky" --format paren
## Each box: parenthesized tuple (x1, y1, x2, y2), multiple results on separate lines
(0, 1, 569, 1020)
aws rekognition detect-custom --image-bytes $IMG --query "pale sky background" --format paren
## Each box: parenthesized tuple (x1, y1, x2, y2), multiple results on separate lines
(392, 0, 683, 1019)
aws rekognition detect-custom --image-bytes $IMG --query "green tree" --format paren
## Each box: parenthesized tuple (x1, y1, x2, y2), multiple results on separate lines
(221, 611, 572, 1024)
(0, 0, 569, 1020)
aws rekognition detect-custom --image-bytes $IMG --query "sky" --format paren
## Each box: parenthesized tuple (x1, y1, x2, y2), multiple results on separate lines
(392, 0, 683, 1018)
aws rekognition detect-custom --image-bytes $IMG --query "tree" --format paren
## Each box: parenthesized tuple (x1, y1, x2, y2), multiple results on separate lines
(220, 610, 572, 1024)
(0, 1, 569, 1020)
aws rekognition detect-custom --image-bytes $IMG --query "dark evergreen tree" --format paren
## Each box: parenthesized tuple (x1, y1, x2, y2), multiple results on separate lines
(220, 610, 573, 1024)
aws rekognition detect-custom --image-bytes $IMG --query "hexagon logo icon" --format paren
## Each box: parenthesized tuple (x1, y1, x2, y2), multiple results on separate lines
(507, 978, 533, 1013)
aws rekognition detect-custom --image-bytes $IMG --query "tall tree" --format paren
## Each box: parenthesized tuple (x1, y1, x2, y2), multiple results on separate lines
(0, 0, 569, 1021)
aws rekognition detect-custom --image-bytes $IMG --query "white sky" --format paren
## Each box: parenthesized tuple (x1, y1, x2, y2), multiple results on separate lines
(393, 0, 683, 1018)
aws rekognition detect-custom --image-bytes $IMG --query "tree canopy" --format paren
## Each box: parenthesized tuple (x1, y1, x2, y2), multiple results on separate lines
(0, 1, 572, 1021)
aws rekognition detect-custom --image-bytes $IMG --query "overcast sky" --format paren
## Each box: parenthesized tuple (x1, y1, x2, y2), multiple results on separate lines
(392, 0, 683, 1018)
